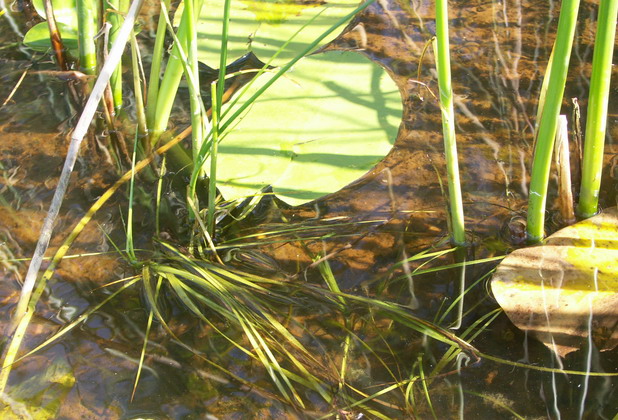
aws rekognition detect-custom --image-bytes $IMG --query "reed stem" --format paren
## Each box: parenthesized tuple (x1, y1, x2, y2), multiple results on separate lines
(183, 0, 205, 177)
(145, 0, 171, 130)
(148, 0, 204, 138)
(106, 0, 128, 111)
(576, 0, 618, 218)
(206, 0, 231, 234)
(76, 0, 97, 74)
(208, 82, 219, 235)
(130, 32, 147, 136)
(526, 0, 580, 242)
(433, 0, 466, 245)
(554, 115, 575, 225)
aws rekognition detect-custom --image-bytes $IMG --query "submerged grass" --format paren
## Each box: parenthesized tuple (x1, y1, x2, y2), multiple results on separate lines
(4, 1, 477, 411)
(144, 241, 333, 406)
(5, 0, 617, 416)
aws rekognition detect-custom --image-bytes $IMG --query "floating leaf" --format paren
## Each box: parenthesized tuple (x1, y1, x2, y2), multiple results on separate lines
(196, 0, 360, 66)
(25, 0, 97, 56)
(491, 207, 618, 357)
(32, 0, 79, 26)
(214, 50, 403, 206)
(23, 21, 79, 54)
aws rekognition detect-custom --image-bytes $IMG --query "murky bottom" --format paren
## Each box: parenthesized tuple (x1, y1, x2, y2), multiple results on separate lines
(0, 0, 617, 418)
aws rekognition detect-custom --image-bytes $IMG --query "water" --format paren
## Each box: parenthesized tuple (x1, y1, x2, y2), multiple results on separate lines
(0, 0, 617, 418)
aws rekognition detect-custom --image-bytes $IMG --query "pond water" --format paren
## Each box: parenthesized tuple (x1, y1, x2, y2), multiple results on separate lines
(0, 0, 617, 418)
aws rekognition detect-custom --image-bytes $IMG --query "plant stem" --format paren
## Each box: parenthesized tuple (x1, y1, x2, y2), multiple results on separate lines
(157, 1, 210, 202)
(554, 115, 576, 224)
(208, 82, 219, 235)
(1, 0, 145, 393)
(107, 0, 128, 111)
(576, 0, 618, 218)
(526, 0, 580, 242)
(42, 0, 69, 71)
(145, 0, 171, 129)
(216, 0, 231, 115)
(130, 32, 148, 136)
(148, 0, 204, 139)
(206, 0, 231, 235)
(76, 0, 98, 74)
(184, 0, 205, 176)
(433, 0, 466, 245)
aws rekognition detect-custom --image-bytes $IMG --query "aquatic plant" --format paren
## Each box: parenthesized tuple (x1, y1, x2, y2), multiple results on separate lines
(75, 0, 97, 75)
(576, 0, 618, 218)
(1, 0, 417, 411)
(527, 0, 617, 240)
(106, 0, 129, 109)
(526, 0, 580, 242)
(3, 0, 618, 416)
(1, 1, 497, 412)
(433, 0, 465, 246)
(23, 0, 83, 58)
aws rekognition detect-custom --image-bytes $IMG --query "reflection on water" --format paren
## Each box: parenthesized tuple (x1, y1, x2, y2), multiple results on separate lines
(0, 0, 617, 418)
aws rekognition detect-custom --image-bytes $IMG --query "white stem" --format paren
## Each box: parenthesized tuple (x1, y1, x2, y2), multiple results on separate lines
(9, 0, 145, 335)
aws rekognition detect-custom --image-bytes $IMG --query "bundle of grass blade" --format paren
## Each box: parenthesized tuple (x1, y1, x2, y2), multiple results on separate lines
(144, 240, 333, 407)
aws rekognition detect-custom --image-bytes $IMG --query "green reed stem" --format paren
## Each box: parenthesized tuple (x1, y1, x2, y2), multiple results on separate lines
(205, 0, 231, 234)
(148, 0, 204, 139)
(433, 0, 465, 245)
(576, 0, 618, 218)
(106, 0, 123, 110)
(130, 31, 147, 136)
(208, 82, 219, 234)
(145, 0, 171, 129)
(216, 0, 231, 115)
(125, 129, 140, 262)
(159, 1, 210, 205)
(76, 0, 97, 74)
(184, 0, 205, 176)
(526, 0, 580, 242)
(534, 46, 554, 138)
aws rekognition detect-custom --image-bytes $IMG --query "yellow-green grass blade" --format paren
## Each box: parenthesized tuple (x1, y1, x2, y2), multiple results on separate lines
(233, 307, 298, 405)
(319, 380, 410, 420)
(12, 276, 140, 364)
(131, 275, 163, 401)
(430, 308, 502, 380)
(418, 355, 438, 419)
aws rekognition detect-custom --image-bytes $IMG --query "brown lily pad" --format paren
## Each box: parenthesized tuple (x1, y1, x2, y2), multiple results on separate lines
(491, 207, 618, 357)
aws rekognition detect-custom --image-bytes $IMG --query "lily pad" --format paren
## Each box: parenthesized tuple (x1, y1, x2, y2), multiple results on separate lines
(491, 207, 618, 357)
(23, 21, 79, 54)
(214, 49, 403, 206)
(25, 0, 96, 56)
(32, 0, 79, 26)
(195, 0, 360, 66)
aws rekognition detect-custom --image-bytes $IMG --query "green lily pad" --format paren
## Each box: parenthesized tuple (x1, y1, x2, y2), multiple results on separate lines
(23, 21, 79, 54)
(195, 0, 360, 66)
(491, 207, 618, 357)
(26, 0, 97, 56)
(214, 50, 402, 206)
(32, 0, 79, 26)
